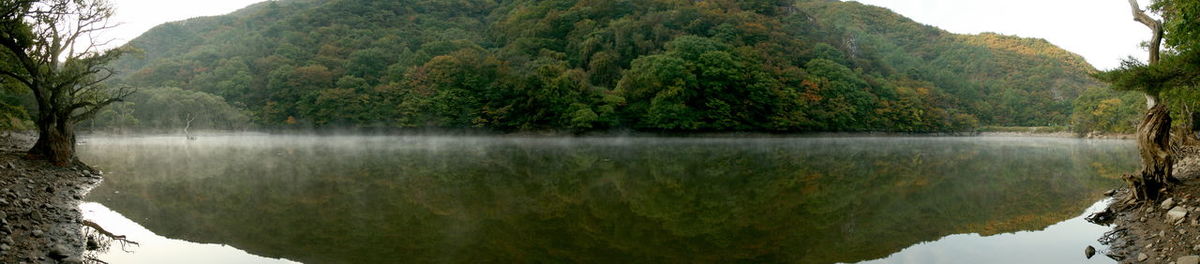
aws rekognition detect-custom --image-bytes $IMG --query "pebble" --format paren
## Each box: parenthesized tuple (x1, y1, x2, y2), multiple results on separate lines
(1169, 207, 1190, 223)
(1164, 198, 1177, 210)
(1140, 253, 1150, 262)
(30, 230, 42, 237)
(1085, 245, 1096, 259)
(47, 244, 68, 260)
(1181, 255, 1200, 264)
(61, 256, 83, 264)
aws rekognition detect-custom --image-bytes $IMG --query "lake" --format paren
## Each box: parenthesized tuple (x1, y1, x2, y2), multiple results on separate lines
(76, 135, 1136, 264)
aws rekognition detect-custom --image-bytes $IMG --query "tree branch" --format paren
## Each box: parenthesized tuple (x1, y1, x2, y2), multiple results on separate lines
(1129, 0, 1165, 108)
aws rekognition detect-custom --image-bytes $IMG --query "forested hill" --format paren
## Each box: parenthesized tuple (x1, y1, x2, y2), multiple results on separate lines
(103, 0, 1102, 132)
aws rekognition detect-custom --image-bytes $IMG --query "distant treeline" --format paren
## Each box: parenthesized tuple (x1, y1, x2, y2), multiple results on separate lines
(2, 0, 1110, 133)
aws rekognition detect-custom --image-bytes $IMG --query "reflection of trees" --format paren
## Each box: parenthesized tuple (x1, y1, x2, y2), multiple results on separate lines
(78, 137, 1134, 264)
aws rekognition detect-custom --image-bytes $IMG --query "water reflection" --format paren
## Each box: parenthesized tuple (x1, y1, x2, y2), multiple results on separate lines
(855, 200, 1116, 264)
(78, 135, 1135, 264)
(80, 202, 299, 264)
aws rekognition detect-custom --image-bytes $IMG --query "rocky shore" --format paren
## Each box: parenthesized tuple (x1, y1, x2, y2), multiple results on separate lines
(976, 131, 1135, 139)
(0, 132, 103, 264)
(1093, 146, 1200, 263)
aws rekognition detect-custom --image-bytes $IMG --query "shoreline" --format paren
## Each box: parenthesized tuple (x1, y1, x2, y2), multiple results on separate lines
(1091, 145, 1200, 263)
(71, 129, 1134, 140)
(0, 131, 103, 263)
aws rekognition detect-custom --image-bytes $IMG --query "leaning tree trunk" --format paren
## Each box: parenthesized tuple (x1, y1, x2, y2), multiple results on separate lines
(27, 114, 77, 166)
(1121, 0, 1175, 202)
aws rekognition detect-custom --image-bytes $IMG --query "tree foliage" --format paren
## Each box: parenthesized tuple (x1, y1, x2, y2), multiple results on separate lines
(89, 87, 250, 132)
(100, 0, 1102, 132)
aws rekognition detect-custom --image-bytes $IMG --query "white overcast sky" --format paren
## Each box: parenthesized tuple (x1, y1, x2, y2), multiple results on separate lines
(104, 0, 1151, 70)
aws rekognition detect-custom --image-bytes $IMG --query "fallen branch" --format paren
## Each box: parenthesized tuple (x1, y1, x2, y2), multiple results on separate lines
(82, 219, 139, 252)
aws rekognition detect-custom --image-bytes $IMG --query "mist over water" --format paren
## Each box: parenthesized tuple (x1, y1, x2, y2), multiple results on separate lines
(76, 135, 1135, 263)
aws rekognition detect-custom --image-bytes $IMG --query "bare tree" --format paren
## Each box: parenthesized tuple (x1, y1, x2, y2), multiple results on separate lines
(0, 0, 132, 165)
(183, 112, 196, 140)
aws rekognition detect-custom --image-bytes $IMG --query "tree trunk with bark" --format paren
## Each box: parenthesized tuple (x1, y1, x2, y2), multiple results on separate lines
(27, 114, 76, 166)
(1130, 104, 1174, 201)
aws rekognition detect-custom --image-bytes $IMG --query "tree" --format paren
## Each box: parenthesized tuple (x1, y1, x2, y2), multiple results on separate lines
(1093, 0, 1200, 201)
(0, 0, 131, 165)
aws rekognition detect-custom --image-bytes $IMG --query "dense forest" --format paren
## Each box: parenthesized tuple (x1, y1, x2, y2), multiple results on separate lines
(2, 0, 1112, 133)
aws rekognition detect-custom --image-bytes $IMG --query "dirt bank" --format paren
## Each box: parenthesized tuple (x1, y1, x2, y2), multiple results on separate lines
(0, 132, 103, 264)
(1093, 146, 1200, 263)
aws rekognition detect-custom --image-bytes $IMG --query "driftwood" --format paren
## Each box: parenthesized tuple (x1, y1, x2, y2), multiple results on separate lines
(82, 219, 139, 252)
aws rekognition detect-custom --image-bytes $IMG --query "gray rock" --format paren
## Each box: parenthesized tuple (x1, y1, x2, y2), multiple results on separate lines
(1140, 252, 1150, 262)
(1164, 198, 1177, 210)
(30, 229, 43, 237)
(61, 256, 83, 264)
(1180, 255, 1200, 264)
(1085, 245, 1096, 259)
(47, 244, 69, 260)
(1170, 206, 1190, 223)
(0, 244, 8, 251)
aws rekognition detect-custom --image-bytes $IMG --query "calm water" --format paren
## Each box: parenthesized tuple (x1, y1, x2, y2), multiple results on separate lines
(76, 135, 1136, 264)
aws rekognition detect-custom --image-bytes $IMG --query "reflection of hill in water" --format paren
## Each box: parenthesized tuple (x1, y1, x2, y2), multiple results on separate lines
(78, 136, 1134, 264)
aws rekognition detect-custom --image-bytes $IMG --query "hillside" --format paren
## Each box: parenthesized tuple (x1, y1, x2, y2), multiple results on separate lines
(97, 0, 1104, 132)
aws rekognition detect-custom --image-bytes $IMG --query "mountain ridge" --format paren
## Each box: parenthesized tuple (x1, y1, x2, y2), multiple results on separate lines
(99, 0, 1104, 132)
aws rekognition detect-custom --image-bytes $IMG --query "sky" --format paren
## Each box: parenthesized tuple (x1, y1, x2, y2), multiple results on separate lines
(849, 0, 1152, 70)
(105, 0, 265, 48)
(103, 0, 1152, 70)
